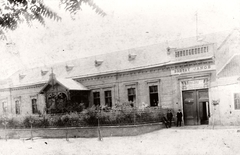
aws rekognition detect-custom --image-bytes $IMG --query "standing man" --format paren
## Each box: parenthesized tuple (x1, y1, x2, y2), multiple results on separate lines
(177, 109, 183, 127)
(167, 110, 173, 128)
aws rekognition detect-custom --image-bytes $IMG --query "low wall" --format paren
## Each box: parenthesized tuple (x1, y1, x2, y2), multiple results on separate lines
(0, 122, 164, 139)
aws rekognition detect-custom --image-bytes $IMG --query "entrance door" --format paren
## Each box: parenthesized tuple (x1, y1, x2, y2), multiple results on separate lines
(182, 89, 209, 125)
(198, 90, 210, 124)
(182, 91, 197, 125)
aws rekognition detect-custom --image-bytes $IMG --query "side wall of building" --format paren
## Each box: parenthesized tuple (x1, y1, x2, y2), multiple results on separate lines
(0, 89, 11, 116)
(210, 77, 240, 125)
(9, 84, 45, 117)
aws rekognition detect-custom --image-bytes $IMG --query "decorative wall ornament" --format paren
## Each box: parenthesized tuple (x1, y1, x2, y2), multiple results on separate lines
(212, 99, 220, 106)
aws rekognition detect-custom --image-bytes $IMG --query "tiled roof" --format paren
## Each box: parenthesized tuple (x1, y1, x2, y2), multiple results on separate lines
(56, 78, 88, 91)
(4, 29, 234, 88)
(39, 77, 88, 93)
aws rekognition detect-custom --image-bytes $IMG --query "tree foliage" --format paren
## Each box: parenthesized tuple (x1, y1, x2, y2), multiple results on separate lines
(0, 0, 106, 39)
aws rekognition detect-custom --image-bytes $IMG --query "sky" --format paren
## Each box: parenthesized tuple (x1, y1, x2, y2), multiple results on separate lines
(0, 0, 239, 78)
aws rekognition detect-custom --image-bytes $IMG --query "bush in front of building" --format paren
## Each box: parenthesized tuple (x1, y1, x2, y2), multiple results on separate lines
(8, 118, 24, 128)
(22, 116, 50, 128)
(0, 103, 164, 129)
(135, 107, 163, 124)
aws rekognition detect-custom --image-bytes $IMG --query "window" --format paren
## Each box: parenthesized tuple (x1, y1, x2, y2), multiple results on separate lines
(204, 47, 208, 52)
(179, 51, 182, 57)
(191, 49, 194, 55)
(2, 101, 7, 113)
(149, 85, 159, 106)
(105, 90, 112, 107)
(186, 50, 188, 56)
(183, 50, 185, 56)
(93, 92, 100, 106)
(15, 100, 21, 115)
(234, 93, 240, 110)
(175, 51, 179, 57)
(32, 98, 38, 114)
(128, 88, 136, 104)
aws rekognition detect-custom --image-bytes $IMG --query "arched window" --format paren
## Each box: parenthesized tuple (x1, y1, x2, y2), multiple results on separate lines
(56, 92, 67, 112)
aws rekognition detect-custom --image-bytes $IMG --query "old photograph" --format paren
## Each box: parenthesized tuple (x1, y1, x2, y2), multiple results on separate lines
(0, 0, 240, 154)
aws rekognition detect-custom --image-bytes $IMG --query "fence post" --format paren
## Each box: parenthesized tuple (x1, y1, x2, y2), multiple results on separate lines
(66, 129, 69, 141)
(2, 116, 8, 141)
(133, 107, 136, 125)
(97, 107, 102, 141)
(29, 116, 34, 141)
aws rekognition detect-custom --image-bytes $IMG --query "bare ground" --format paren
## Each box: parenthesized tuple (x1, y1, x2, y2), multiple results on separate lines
(1, 125, 240, 155)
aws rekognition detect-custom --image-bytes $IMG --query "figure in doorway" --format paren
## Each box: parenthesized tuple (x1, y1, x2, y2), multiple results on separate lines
(177, 109, 183, 127)
(167, 110, 173, 127)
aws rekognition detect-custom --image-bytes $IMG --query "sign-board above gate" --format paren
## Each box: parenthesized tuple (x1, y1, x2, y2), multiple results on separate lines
(171, 63, 215, 75)
(181, 78, 209, 91)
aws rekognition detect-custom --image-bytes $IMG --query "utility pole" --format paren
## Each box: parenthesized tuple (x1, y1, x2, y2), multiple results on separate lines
(195, 11, 198, 41)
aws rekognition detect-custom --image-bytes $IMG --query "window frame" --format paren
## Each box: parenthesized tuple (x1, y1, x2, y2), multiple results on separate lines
(127, 87, 136, 103)
(234, 93, 240, 110)
(104, 90, 112, 108)
(31, 98, 38, 114)
(125, 82, 138, 107)
(93, 91, 101, 107)
(146, 79, 161, 107)
(149, 85, 159, 107)
(2, 100, 7, 113)
(15, 99, 21, 115)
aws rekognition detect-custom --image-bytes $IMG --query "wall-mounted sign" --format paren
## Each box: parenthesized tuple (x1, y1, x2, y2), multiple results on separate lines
(181, 78, 209, 90)
(171, 63, 215, 75)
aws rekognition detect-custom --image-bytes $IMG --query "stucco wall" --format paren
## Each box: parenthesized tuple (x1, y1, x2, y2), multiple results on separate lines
(210, 77, 240, 125)
(7, 85, 45, 116)
(78, 66, 173, 109)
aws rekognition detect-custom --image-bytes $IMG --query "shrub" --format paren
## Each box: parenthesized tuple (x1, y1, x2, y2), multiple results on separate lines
(8, 118, 23, 129)
(0, 104, 164, 128)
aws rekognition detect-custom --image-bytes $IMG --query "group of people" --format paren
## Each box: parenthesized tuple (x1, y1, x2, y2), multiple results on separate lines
(162, 109, 182, 128)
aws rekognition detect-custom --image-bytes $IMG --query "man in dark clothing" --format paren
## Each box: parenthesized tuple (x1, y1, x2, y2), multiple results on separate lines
(167, 110, 173, 127)
(177, 109, 183, 127)
(162, 116, 169, 128)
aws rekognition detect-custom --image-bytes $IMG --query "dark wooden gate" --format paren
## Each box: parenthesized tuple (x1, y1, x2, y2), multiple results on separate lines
(182, 89, 209, 125)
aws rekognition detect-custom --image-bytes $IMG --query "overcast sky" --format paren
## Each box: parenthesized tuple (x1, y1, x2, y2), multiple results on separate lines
(0, 0, 239, 78)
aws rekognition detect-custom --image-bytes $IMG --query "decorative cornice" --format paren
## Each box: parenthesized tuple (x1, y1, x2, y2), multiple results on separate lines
(77, 60, 214, 83)
(76, 66, 168, 82)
